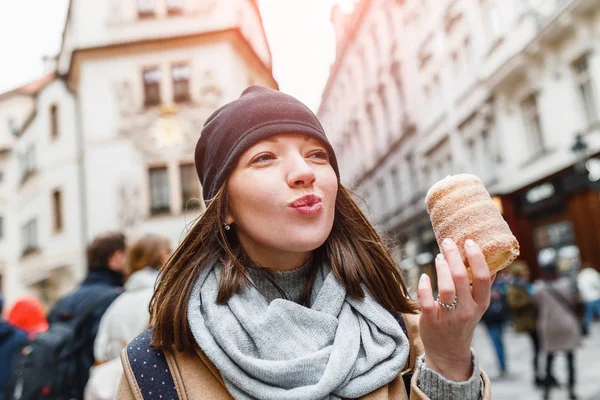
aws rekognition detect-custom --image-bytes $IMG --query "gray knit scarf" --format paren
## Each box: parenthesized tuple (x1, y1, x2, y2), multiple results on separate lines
(187, 261, 409, 400)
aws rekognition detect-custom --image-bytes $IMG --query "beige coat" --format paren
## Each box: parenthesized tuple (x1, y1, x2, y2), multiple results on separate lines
(534, 277, 582, 353)
(117, 313, 490, 399)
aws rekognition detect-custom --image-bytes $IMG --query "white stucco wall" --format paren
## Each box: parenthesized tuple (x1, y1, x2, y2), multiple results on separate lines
(2, 79, 83, 305)
(319, 0, 600, 240)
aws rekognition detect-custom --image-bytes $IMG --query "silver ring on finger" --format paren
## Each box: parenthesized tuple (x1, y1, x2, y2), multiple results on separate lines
(437, 295, 458, 310)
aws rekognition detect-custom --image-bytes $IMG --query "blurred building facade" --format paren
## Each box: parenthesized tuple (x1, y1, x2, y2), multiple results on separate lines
(318, 0, 600, 293)
(0, 0, 277, 306)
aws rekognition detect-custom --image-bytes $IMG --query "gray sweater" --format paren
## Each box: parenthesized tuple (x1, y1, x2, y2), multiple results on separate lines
(250, 263, 482, 400)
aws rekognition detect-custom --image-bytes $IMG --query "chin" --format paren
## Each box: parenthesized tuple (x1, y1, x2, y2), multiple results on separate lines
(281, 228, 331, 252)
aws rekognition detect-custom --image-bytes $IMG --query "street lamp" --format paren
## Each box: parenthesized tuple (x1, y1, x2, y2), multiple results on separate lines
(571, 133, 600, 189)
(571, 133, 589, 174)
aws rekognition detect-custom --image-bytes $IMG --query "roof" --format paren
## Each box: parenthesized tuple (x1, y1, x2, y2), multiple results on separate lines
(0, 73, 55, 101)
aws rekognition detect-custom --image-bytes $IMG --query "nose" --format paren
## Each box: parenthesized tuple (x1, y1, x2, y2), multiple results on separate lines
(286, 154, 316, 188)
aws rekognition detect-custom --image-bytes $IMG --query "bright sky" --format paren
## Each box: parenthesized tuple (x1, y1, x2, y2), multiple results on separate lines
(0, 0, 353, 111)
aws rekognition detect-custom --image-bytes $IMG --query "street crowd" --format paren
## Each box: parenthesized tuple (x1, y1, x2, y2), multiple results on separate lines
(480, 260, 600, 400)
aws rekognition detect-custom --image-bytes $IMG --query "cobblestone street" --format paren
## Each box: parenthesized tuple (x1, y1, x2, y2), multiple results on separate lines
(473, 322, 600, 400)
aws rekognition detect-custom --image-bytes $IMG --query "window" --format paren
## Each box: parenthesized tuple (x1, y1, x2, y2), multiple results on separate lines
(464, 37, 474, 72)
(377, 179, 387, 215)
(422, 165, 431, 186)
(149, 166, 170, 214)
(390, 167, 399, 204)
(21, 218, 38, 256)
(366, 103, 377, 138)
(406, 155, 415, 197)
(143, 67, 161, 106)
(423, 85, 431, 102)
(172, 63, 191, 103)
(52, 189, 63, 233)
(481, 130, 495, 177)
(467, 137, 478, 171)
(391, 61, 406, 109)
(19, 145, 37, 184)
(451, 51, 460, 77)
(138, 0, 156, 17)
(433, 74, 441, 102)
(573, 56, 598, 126)
(521, 94, 545, 156)
(377, 84, 391, 140)
(167, 0, 184, 15)
(50, 104, 59, 139)
(180, 163, 200, 210)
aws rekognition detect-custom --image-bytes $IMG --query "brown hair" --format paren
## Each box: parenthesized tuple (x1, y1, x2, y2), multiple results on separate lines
(87, 232, 126, 270)
(150, 184, 419, 351)
(126, 234, 171, 277)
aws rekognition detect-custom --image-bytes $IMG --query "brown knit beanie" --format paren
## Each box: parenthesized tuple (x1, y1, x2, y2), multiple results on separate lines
(195, 86, 340, 201)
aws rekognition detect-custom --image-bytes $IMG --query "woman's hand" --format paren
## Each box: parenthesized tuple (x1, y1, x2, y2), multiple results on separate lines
(417, 238, 493, 381)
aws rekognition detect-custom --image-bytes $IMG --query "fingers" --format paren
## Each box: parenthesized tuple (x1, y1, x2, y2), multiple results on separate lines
(417, 274, 436, 320)
(441, 238, 470, 299)
(435, 252, 456, 306)
(465, 239, 492, 308)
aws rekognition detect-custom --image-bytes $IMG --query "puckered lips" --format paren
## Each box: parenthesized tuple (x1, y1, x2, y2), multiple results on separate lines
(288, 194, 323, 216)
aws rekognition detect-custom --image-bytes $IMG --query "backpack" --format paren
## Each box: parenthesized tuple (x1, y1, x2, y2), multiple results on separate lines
(124, 314, 413, 399)
(6, 291, 117, 400)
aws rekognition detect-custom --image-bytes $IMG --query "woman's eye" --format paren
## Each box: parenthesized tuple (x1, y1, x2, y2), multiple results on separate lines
(250, 153, 275, 164)
(308, 150, 329, 161)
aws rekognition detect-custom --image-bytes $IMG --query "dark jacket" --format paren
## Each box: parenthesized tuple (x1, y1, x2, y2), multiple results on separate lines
(0, 320, 28, 400)
(48, 267, 123, 395)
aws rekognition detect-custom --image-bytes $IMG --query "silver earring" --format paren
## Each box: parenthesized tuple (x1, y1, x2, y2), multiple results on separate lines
(224, 223, 231, 231)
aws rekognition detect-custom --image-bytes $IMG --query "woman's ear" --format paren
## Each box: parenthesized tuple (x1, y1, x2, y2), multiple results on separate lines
(225, 208, 234, 226)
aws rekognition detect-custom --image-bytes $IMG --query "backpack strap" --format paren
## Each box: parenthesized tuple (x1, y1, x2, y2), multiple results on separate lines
(124, 328, 179, 399)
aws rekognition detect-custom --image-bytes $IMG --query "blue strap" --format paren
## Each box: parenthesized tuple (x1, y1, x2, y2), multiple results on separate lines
(126, 328, 179, 399)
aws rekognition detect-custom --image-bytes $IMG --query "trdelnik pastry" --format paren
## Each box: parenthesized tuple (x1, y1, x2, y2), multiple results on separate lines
(425, 174, 520, 280)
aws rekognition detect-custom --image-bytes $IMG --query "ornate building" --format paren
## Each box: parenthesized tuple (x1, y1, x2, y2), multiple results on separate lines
(0, 0, 277, 306)
(318, 0, 600, 293)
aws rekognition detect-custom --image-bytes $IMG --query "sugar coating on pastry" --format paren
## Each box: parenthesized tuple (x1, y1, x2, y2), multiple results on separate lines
(425, 174, 520, 279)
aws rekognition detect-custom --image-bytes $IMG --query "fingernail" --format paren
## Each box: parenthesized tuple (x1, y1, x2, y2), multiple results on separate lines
(442, 238, 453, 248)
(465, 239, 476, 248)
(420, 274, 429, 282)
(436, 253, 445, 261)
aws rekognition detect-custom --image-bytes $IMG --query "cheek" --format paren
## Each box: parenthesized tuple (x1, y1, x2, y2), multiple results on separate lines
(228, 175, 279, 222)
(321, 169, 339, 208)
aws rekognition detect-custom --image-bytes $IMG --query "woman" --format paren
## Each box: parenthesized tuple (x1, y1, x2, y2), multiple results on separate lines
(506, 262, 543, 386)
(534, 269, 582, 400)
(85, 234, 171, 400)
(117, 86, 493, 399)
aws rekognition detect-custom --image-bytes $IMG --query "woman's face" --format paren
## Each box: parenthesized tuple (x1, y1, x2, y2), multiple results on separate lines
(226, 134, 338, 270)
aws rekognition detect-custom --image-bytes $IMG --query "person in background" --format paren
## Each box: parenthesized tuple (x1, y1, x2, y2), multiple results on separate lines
(481, 269, 511, 379)
(577, 262, 600, 334)
(85, 234, 171, 400)
(534, 268, 582, 400)
(6, 296, 49, 339)
(0, 293, 28, 400)
(48, 232, 126, 399)
(506, 262, 543, 387)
